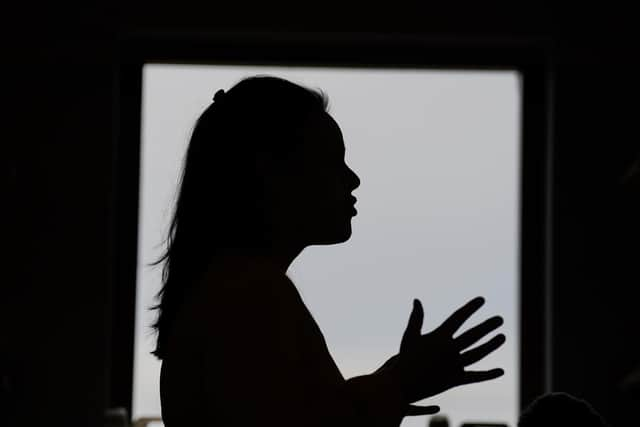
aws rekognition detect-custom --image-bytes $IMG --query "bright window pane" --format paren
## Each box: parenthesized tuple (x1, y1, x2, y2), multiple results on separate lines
(135, 64, 521, 427)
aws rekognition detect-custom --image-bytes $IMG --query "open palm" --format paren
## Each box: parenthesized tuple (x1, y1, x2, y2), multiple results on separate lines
(378, 297, 505, 416)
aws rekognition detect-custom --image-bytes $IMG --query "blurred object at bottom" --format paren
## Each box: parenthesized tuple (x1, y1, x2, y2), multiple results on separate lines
(461, 423, 508, 427)
(133, 417, 163, 427)
(428, 414, 449, 427)
(105, 407, 129, 427)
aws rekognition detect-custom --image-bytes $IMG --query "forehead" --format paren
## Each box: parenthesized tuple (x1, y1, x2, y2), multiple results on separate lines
(299, 111, 345, 156)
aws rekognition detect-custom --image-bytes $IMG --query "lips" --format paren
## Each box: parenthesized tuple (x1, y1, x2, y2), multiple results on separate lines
(343, 196, 357, 216)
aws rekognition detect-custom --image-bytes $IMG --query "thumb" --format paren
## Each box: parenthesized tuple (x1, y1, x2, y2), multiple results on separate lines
(400, 299, 423, 353)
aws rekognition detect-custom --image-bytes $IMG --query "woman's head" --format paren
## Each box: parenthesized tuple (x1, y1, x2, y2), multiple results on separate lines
(150, 75, 360, 358)
(259, 108, 361, 246)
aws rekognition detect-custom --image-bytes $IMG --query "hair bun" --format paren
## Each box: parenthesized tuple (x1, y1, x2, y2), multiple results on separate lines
(213, 89, 226, 103)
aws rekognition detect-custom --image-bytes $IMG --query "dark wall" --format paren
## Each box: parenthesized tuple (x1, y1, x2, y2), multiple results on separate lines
(5, 2, 638, 426)
(552, 53, 640, 426)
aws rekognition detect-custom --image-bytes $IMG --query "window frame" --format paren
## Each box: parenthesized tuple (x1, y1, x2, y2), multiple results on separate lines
(110, 31, 555, 421)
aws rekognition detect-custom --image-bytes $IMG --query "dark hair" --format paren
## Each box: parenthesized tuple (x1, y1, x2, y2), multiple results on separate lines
(149, 75, 329, 359)
(518, 392, 609, 427)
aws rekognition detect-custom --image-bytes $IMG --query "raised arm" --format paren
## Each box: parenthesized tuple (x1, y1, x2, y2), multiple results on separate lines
(337, 297, 506, 420)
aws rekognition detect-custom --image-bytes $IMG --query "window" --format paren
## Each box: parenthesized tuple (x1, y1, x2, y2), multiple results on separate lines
(133, 64, 521, 427)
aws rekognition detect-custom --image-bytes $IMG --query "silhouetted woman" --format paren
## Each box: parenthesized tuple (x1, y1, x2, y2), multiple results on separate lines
(152, 76, 506, 427)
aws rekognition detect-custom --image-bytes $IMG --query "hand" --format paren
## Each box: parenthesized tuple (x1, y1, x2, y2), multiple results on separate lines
(388, 297, 505, 412)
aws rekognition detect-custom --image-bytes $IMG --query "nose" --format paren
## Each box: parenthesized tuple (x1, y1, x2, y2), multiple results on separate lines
(347, 166, 361, 191)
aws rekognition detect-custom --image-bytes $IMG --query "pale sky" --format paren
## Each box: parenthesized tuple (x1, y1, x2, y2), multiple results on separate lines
(134, 64, 521, 427)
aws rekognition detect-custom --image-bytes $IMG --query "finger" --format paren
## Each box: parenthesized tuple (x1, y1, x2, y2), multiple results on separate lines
(459, 368, 504, 385)
(437, 296, 485, 336)
(459, 334, 506, 366)
(454, 316, 503, 350)
(400, 299, 423, 352)
(406, 405, 440, 416)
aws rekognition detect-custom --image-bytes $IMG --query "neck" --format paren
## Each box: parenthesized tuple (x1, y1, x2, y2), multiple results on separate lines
(217, 243, 305, 274)
(262, 247, 304, 273)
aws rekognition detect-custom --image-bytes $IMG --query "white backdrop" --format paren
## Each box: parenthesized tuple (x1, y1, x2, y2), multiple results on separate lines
(134, 64, 521, 427)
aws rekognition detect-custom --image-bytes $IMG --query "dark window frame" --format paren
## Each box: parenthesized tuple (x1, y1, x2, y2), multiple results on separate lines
(110, 31, 555, 421)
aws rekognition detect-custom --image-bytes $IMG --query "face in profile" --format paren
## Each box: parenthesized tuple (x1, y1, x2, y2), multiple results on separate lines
(261, 111, 361, 247)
